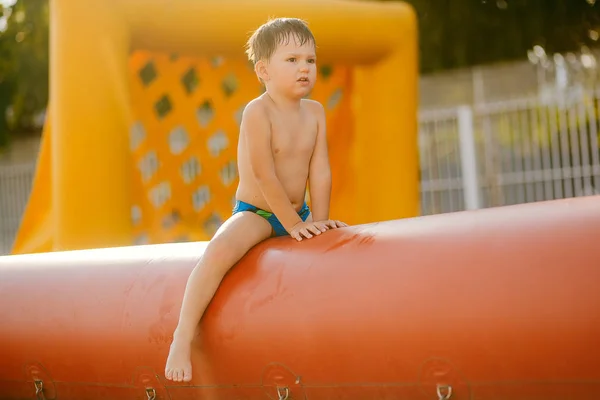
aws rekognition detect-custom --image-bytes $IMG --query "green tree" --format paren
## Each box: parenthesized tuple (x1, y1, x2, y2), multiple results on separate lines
(0, 0, 49, 148)
(0, 3, 16, 148)
(394, 0, 600, 73)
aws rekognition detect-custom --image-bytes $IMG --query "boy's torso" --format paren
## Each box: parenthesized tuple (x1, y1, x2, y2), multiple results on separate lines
(236, 98, 319, 212)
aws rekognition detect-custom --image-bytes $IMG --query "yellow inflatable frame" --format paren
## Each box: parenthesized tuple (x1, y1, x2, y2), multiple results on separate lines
(13, 0, 418, 253)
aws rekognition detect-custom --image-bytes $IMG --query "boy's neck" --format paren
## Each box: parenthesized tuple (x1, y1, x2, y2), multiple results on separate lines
(264, 90, 302, 112)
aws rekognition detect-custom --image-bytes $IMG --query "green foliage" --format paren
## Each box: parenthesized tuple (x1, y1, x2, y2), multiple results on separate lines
(381, 0, 600, 73)
(0, 0, 49, 147)
(0, 4, 14, 147)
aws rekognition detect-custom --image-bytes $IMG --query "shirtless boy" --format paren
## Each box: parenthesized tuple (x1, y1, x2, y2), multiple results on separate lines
(164, 17, 347, 382)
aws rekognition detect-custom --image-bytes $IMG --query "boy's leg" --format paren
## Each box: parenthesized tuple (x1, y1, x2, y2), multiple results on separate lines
(165, 211, 273, 382)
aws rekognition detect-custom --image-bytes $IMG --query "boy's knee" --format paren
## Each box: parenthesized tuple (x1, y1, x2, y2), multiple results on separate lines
(202, 237, 236, 273)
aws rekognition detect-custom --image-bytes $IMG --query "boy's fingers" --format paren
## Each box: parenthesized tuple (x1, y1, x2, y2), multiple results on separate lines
(316, 223, 328, 232)
(308, 225, 322, 235)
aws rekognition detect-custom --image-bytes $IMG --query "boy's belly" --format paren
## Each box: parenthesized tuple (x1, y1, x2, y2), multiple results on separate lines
(236, 173, 307, 213)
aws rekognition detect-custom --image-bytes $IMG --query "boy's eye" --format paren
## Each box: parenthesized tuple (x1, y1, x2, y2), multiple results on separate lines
(308, 59, 315, 64)
(288, 58, 296, 62)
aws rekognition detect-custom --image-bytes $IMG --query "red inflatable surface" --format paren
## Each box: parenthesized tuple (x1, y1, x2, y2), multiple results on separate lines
(1, 197, 599, 400)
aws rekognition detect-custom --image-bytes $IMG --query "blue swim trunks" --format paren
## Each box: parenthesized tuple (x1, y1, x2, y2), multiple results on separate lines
(232, 200, 310, 237)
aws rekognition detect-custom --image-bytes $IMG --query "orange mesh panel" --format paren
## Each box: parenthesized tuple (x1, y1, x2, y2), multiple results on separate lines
(128, 50, 352, 244)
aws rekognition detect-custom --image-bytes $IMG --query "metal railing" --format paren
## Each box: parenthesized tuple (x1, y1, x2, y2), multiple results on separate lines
(0, 162, 36, 255)
(419, 92, 600, 215)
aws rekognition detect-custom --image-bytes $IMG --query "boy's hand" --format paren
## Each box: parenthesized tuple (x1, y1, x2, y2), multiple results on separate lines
(318, 219, 348, 229)
(289, 221, 328, 241)
(289, 220, 348, 241)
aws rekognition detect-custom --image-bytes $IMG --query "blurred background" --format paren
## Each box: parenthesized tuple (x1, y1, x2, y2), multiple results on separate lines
(1, 0, 599, 255)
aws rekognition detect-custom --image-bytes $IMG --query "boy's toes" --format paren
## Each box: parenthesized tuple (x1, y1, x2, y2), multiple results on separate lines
(165, 368, 172, 380)
(183, 368, 192, 382)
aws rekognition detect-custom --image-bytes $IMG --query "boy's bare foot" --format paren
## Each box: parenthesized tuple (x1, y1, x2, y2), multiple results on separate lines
(165, 338, 193, 382)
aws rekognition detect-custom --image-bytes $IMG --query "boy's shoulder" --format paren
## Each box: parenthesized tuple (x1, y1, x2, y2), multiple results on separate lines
(241, 96, 325, 118)
(242, 96, 270, 116)
(301, 98, 325, 116)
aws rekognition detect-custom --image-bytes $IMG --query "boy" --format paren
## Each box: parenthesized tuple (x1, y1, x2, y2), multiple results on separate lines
(165, 17, 347, 383)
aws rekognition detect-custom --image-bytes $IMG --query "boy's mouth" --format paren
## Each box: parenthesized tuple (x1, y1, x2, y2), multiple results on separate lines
(297, 77, 309, 82)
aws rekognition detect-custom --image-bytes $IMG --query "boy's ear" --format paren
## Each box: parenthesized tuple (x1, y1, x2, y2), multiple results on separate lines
(255, 60, 269, 82)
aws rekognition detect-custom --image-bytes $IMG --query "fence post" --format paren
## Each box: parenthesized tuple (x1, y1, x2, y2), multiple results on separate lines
(457, 105, 482, 210)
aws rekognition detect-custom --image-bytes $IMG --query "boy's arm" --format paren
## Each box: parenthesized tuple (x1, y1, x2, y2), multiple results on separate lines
(308, 102, 332, 221)
(243, 101, 304, 231)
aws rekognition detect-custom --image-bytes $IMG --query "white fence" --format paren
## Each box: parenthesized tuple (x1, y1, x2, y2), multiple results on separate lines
(419, 93, 600, 215)
(0, 162, 36, 255)
(2, 94, 600, 254)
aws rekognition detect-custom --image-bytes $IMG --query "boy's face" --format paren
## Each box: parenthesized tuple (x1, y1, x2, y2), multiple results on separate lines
(260, 35, 317, 98)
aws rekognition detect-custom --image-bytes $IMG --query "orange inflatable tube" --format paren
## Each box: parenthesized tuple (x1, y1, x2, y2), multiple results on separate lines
(1, 196, 599, 400)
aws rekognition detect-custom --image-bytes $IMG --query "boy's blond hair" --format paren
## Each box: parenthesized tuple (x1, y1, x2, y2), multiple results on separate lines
(245, 17, 316, 65)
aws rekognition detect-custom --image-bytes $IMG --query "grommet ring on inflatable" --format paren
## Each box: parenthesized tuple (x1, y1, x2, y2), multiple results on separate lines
(276, 386, 289, 400)
(437, 383, 452, 400)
